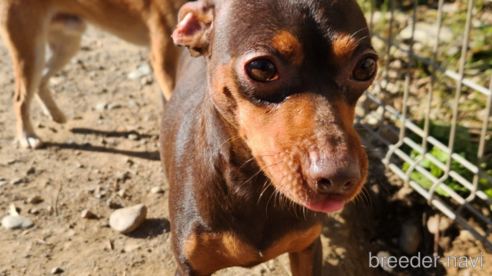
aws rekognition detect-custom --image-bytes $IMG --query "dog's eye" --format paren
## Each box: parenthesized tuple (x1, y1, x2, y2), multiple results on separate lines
(352, 57, 376, 81)
(246, 59, 278, 82)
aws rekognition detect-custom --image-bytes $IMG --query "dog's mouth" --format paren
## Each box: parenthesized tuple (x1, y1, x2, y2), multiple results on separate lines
(304, 198, 345, 213)
(256, 146, 367, 213)
(278, 177, 363, 213)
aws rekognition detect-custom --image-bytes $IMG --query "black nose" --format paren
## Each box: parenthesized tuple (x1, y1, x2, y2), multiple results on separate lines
(307, 156, 361, 194)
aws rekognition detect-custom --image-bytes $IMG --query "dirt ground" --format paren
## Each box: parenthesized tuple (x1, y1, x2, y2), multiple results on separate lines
(0, 27, 490, 276)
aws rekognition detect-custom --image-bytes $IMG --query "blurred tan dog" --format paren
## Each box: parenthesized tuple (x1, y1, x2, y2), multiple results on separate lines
(0, 0, 186, 149)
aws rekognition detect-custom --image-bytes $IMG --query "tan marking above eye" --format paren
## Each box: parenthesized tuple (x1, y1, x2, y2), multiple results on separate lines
(331, 33, 358, 61)
(271, 30, 304, 65)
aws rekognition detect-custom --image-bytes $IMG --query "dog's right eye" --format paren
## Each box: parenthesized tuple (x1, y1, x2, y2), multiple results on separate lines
(246, 59, 278, 82)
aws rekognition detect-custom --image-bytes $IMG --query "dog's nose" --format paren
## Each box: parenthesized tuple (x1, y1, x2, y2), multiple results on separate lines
(307, 155, 361, 194)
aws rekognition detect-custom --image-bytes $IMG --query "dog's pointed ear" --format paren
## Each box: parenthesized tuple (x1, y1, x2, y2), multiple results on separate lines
(172, 1, 215, 57)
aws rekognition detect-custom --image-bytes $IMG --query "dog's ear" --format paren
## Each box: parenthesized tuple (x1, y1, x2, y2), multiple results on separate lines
(172, 1, 214, 57)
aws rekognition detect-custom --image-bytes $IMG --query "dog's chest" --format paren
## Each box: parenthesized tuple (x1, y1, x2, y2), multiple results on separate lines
(183, 223, 322, 274)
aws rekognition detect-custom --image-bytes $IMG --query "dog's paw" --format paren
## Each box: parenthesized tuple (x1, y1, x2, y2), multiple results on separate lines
(16, 135, 44, 149)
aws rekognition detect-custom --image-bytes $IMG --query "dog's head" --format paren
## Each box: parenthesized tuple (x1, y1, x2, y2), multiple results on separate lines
(173, 0, 377, 213)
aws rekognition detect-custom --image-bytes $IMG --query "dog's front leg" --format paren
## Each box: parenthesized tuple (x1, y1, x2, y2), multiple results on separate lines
(289, 236, 323, 276)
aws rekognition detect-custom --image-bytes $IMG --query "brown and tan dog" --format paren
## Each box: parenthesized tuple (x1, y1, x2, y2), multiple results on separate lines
(160, 0, 378, 275)
(0, 0, 187, 149)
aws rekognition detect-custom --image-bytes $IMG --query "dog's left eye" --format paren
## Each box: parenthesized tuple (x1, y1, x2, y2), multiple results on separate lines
(352, 57, 377, 81)
(246, 59, 278, 82)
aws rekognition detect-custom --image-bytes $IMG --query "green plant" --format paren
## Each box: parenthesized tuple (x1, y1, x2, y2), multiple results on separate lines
(402, 121, 492, 200)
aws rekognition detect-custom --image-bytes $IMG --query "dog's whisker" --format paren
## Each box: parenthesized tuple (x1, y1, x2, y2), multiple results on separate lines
(218, 135, 242, 149)
(240, 160, 284, 187)
(350, 27, 368, 38)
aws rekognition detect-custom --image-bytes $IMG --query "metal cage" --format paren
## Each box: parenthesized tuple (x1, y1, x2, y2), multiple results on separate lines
(356, 0, 492, 250)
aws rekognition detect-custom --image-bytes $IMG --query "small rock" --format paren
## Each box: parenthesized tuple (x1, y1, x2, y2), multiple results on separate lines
(29, 208, 40, 215)
(106, 198, 119, 209)
(140, 76, 153, 86)
(7, 159, 16, 165)
(0, 181, 8, 187)
(27, 195, 43, 204)
(459, 230, 475, 242)
(427, 214, 452, 234)
(109, 204, 147, 234)
(385, 82, 400, 94)
(377, 251, 393, 273)
(26, 167, 36, 175)
(127, 64, 152, 80)
(75, 163, 84, 169)
(22, 253, 31, 258)
(399, 220, 422, 255)
(107, 103, 122, 110)
(81, 209, 95, 219)
(128, 134, 139, 141)
(150, 186, 163, 194)
(51, 267, 63, 274)
(95, 102, 107, 112)
(116, 171, 131, 182)
(127, 99, 137, 107)
(123, 241, 142, 253)
(1, 215, 34, 229)
(399, 23, 453, 45)
(117, 188, 127, 198)
(10, 178, 24, 185)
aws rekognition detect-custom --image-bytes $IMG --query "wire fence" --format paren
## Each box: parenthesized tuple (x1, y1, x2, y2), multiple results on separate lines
(356, 0, 492, 250)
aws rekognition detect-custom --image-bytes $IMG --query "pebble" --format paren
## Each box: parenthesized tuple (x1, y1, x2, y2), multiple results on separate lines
(51, 267, 63, 274)
(106, 198, 119, 209)
(107, 103, 122, 110)
(140, 76, 153, 86)
(75, 163, 84, 169)
(399, 220, 422, 255)
(399, 23, 453, 45)
(2, 215, 34, 229)
(0, 181, 8, 187)
(27, 195, 43, 204)
(29, 208, 40, 215)
(127, 64, 151, 80)
(10, 178, 24, 185)
(26, 167, 36, 175)
(95, 102, 107, 112)
(127, 99, 137, 107)
(459, 230, 475, 242)
(117, 188, 127, 198)
(109, 204, 147, 234)
(81, 209, 95, 219)
(427, 214, 452, 234)
(150, 186, 163, 194)
(377, 251, 393, 273)
(128, 134, 139, 141)
(22, 253, 31, 258)
(123, 241, 141, 253)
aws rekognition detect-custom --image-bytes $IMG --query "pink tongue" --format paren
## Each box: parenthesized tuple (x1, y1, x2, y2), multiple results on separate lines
(305, 199, 345, 213)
